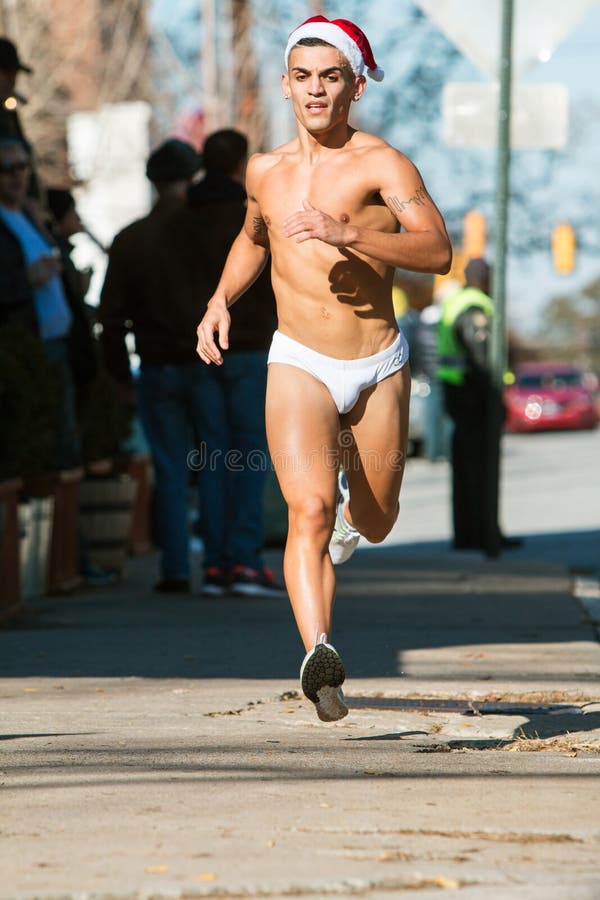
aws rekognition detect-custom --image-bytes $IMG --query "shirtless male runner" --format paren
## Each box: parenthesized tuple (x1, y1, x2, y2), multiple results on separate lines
(196, 16, 451, 722)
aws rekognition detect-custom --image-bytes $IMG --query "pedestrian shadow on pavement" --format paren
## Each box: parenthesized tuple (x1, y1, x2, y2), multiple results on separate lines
(380, 528, 600, 573)
(446, 707, 600, 750)
(334, 539, 600, 683)
(342, 700, 600, 749)
(0, 732, 98, 741)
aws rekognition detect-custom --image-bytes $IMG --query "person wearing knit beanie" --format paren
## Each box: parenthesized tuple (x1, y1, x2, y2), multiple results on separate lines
(196, 16, 452, 724)
(145, 138, 201, 185)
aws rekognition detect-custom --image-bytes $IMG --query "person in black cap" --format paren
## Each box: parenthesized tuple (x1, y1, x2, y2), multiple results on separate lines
(99, 138, 203, 593)
(0, 37, 40, 200)
(0, 37, 32, 131)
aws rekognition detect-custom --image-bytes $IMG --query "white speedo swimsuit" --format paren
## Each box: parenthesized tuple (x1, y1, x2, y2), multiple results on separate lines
(267, 329, 409, 415)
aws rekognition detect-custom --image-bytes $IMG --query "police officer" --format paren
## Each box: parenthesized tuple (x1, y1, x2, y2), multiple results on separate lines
(438, 258, 520, 551)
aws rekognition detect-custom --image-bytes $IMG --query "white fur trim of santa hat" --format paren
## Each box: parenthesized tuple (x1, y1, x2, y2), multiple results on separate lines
(285, 16, 384, 82)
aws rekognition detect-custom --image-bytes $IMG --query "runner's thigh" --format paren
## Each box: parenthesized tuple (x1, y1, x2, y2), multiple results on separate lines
(341, 366, 411, 517)
(266, 363, 340, 509)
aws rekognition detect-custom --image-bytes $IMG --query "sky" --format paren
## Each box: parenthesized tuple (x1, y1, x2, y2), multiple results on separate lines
(148, 0, 600, 339)
(527, 1, 600, 97)
(150, 0, 600, 99)
(500, 1, 600, 334)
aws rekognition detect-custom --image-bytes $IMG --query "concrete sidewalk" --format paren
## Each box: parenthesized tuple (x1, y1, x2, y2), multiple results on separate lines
(2, 542, 600, 899)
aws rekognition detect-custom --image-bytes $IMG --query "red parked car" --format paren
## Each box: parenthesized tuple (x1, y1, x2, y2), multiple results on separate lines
(504, 362, 599, 433)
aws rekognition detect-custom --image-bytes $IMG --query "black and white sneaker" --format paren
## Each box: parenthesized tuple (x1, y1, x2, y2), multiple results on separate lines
(202, 566, 229, 597)
(300, 633, 348, 722)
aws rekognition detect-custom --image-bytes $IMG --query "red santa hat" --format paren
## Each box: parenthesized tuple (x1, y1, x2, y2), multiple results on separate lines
(285, 15, 384, 82)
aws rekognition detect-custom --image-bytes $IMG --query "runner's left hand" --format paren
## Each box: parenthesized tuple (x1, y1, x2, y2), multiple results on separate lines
(283, 199, 355, 247)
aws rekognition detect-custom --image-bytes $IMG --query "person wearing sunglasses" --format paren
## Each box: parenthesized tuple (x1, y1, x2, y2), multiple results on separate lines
(0, 133, 79, 470)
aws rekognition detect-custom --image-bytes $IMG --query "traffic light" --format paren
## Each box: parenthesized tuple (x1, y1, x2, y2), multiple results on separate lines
(433, 249, 465, 298)
(552, 222, 576, 274)
(463, 209, 486, 260)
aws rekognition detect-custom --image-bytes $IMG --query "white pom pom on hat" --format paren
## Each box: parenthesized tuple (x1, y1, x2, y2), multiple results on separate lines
(285, 15, 384, 82)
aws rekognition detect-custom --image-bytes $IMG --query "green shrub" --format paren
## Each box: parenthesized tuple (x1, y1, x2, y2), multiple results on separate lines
(78, 367, 133, 464)
(0, 325, 62, 480)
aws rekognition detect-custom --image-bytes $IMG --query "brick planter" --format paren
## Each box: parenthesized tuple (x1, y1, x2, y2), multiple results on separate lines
(18, 496, 54, 601)
(114, 453, 154, 556)
(24, 468, 84, 594)
(79, 472, 137, 575)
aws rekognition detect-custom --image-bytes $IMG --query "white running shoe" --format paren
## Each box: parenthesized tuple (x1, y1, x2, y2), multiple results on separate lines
(300, 633, 348, 722)
(329, 469, 360, 565)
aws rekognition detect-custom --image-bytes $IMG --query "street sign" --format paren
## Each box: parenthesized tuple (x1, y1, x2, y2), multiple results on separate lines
(443, 82, 568, 148)
(413, 0, 598, 79)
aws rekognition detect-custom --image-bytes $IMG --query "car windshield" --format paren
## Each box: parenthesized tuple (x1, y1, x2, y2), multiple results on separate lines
(518, 371, 582, 389)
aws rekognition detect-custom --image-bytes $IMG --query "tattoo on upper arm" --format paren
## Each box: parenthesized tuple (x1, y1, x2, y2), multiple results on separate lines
(252, 216, 268, 240)
(386, 185, 429, 217)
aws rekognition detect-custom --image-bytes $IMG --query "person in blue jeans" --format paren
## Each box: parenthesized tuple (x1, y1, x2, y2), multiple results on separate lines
(178, 129, 283, 597)
(100, 133, 283, 597)
(99, 138, 204, 592)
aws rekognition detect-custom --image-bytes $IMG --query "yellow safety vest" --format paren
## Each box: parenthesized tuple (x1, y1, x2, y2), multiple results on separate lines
(437, 287, 494, 386)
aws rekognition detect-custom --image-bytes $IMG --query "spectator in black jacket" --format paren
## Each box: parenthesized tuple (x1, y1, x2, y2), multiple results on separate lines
(100, 132, 283, 597)
(99, 138, 204, 593)
(181, 129, 282, 598)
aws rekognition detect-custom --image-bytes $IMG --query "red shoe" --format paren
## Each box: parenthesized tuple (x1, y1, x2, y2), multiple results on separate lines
(230, 565, 286, 598)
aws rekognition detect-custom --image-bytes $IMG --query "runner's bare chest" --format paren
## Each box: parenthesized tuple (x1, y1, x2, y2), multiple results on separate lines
(256, 156, 396, 237)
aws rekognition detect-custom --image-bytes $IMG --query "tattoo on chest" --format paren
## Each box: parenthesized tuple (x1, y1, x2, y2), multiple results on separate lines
(252, 216, 268, 239)
(386, 185, 428, 216)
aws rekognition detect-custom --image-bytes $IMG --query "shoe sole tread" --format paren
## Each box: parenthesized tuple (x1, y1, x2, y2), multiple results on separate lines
(301, 645, 345, 702)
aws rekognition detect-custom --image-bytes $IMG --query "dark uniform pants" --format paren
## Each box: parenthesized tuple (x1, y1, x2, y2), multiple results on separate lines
(443, 382, 491, 549)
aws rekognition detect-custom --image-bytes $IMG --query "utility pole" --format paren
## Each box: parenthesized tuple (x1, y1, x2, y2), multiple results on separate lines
(484, 0, 513, 558)
(0, 0, 19, 36)
(231, 0, 268, 151)
(201, 0, 221, 132)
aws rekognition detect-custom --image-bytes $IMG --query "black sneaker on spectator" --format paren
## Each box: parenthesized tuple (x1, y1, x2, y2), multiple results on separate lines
(230, 565, 286, 598)
(202, 565, 229, 597)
